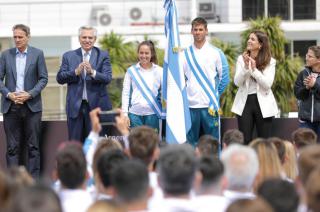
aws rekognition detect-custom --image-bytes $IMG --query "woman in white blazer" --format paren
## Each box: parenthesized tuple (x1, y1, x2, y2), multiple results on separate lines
(231, 30, 278, 144)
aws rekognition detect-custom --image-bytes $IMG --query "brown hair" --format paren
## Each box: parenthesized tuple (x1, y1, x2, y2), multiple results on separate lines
(191, 17, 208, 29)
(291, 128, 317, 149)
(129, 126, 159, 167)
(138, 40, 158, 64)
(226, 198, 273, 212)
(298, 144, 320, 185)
(249, 30, 271, 71)
(308, 45, 320, 59)
(306, 168, 320, 212)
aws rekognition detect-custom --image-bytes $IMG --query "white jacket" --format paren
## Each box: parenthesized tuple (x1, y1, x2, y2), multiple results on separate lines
(231, 55, 278, 118)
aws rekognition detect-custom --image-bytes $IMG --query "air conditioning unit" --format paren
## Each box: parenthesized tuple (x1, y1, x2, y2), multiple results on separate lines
(129, 7, 142, 21)
(198, 1, 216, 20)
(97, 10, 112, 26)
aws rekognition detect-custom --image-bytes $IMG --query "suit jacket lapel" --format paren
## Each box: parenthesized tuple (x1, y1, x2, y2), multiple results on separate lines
(89, 47, 97, 68)
(24, 46, 33, 76)
(10, 48, 17, 82)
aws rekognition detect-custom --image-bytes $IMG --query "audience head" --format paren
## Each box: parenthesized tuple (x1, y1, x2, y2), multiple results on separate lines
(56, 142, 86, 189)
(128, 126, 159, 167)
(92, 138, 123, 176)
(96, 149, 128, 189)
(298, 144, 320, 185)
(197, 156, 224, 194)
(111, 160, 150, 204)
(292, 128, 317, 149)
(257, 178, 299, 212)
(222, 129, 244, 147)
(6, 166, 34, 193)
(196, 135, 219, 158)
(10, 184, 62, 212)
(221, 144, 259, 191)
(0, 170, 11, 211)
(226, 198, 273, 212)
(250, 139, 282, 189)
(282, 140, 298, 181)
(306, 167, 320, 212)
(157, 144, 197, 196)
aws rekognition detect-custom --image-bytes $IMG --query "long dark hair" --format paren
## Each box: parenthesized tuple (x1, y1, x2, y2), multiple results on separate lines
(249, 30, 271, 71)
(137, 40, 158, 64)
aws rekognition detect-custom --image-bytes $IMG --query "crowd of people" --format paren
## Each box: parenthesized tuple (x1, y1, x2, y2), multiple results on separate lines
(0, 110, 319, 212)
(0, 13, 320, 211)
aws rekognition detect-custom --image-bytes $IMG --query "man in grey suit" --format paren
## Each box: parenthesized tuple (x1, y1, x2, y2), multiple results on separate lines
(0, 24, 48, 178)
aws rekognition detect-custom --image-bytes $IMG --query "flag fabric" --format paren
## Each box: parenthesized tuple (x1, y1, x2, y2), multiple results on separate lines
(163, 0, 191, 144)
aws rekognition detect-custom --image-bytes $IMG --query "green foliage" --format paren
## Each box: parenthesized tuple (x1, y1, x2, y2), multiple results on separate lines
(211, 38, 240, 117)
(99, 31, 137, 78)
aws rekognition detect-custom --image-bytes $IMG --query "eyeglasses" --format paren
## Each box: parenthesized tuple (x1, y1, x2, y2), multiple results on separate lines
(306, 54, 317, 59)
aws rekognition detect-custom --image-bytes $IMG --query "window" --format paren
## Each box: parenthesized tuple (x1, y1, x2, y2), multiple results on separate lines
(242, 0, 264, 20)
(293, 40, 317, 57)
(268, 0, 289, 20)
(294, 0, 316, 20)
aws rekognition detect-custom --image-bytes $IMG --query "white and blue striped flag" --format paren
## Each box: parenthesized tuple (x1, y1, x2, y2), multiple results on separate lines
(163, 0, 191, 144)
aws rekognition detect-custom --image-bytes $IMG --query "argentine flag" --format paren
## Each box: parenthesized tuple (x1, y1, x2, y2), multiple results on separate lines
(163, 0, 191, 144)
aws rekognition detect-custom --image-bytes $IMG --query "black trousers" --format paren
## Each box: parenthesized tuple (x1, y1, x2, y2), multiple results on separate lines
(237, 94, 273, 145)
(4, 104, 42, 178)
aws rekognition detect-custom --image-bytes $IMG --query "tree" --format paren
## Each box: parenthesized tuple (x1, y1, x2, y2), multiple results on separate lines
(99, 31, 137, 78)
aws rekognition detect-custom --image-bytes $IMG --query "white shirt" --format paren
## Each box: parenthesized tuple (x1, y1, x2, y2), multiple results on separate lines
(59, 189, 93, 212)
(121, 63, 163, 116)
(182, 41, 228, 108)
(223, 189, 255, 204)
(192, 195, 228, 212)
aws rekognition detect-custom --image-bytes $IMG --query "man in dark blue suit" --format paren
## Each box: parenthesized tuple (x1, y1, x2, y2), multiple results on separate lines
(57, 26, 112, 143)
(0, 24, 48, 178)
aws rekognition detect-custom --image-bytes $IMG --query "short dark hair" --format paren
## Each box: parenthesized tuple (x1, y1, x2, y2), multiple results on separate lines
(197, 135, 219, 158)
(292, 128, 317, 149)
(191, 17, 207, 29)
(111, 160, 149, 203)
(129, 126, 159, 166)
(10, 184, 62, 212)
(157, 144, 197, 196)
(199, 156, 224, 188)
(56, 142, 86, 189)
(12, 24, 30, 36)
(222, 129, 244, 146)
(257, 178, 299, 212)
(97, 149, 128, 188)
